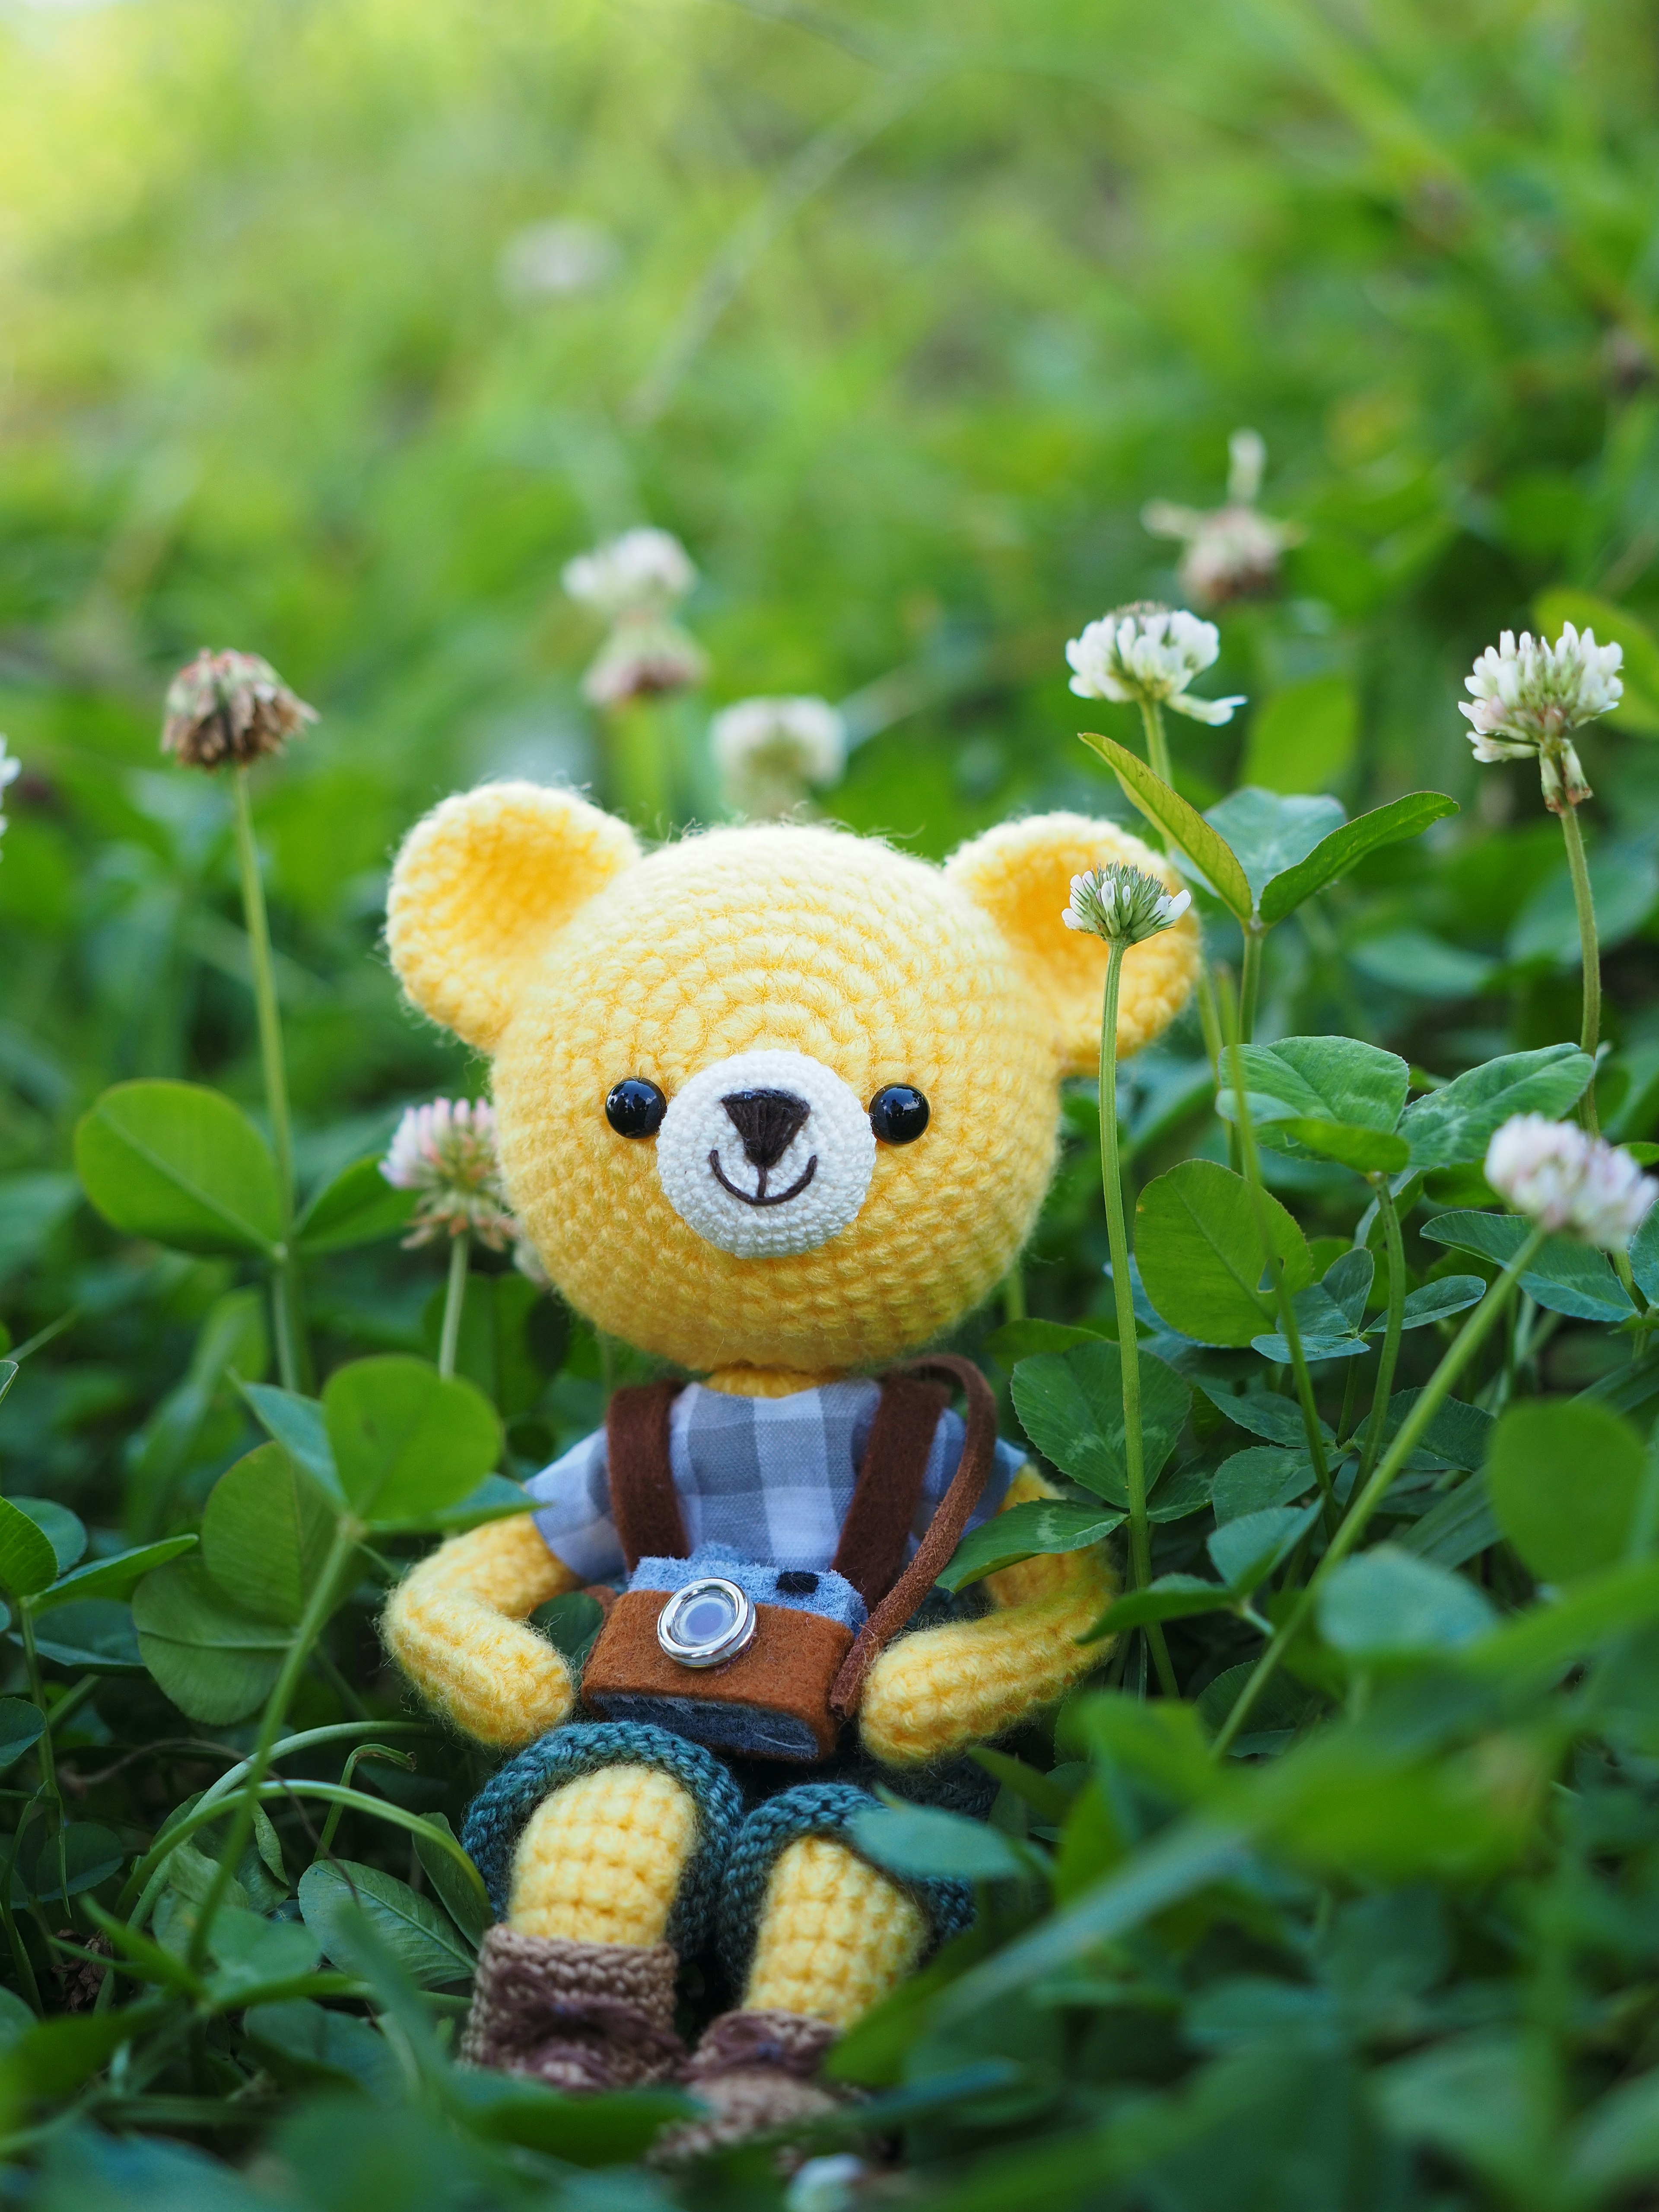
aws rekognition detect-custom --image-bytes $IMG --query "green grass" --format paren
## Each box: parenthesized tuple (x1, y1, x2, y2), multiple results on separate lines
(2, 1, 1659, 2204)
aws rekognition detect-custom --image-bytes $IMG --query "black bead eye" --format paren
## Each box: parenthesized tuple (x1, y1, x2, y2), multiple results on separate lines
(869, 1085, 929, 1144)
(606, 1079, 667, 1138)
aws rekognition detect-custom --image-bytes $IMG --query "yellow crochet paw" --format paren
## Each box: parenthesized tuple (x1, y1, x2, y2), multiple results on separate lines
(381, 1515, 579, 1750)
(745, 1837, 928, 2028)
(857, 1540, 1115, 1768)
(980, 1465, 1109, 1608)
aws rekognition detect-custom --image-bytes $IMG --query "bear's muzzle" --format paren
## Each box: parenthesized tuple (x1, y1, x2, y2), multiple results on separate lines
(654, 1049, 877, 1259)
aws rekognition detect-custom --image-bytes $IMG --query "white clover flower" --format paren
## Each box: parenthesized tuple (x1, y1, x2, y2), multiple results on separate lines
(1484, 1113, 1657, 1254)
(563, 528, 696, 620)
(1460, 623, 1622, 812)
(499, 217, 619, 302)
(580, 614, 708, 708)
(711, 696, 846, 819)
(1066, 603, 1245, 727)
(0, 737, 19, 841)
(563, 529, 705, 707)
(1062, 862, 1192, 947)
(1142, 431, 1304, 607)
(381, 1098, 520, 1251)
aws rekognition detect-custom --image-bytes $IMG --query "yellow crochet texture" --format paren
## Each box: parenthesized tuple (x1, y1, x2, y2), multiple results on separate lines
(507, 1764, 698, 1948)
(382, 1516, 578, 1750)
(380, 781, 1153, 2031)
(745, 1837, 929, 2028)
(942, 813, 1198, 1066)
(499, 1773, 928, 2025)
(858, 1466, 1117, 1767)
(385, 1466, 1115, 1769)
(386, 784, 1195, 1377)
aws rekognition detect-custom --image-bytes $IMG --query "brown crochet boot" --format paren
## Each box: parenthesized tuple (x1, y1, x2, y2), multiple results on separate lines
(461, 1926, 686, 2092)
(655, 2008, 845, 2164)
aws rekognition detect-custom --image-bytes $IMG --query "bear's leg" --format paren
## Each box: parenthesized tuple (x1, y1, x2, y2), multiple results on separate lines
(507, 1764, 696, 1946)
(463, 1765, 694, 2091)
(463, 1764, 698, 2092)
(661, 1787, 959, 2162)
(460, 1726, 753, 2098)
(743, 1835, 928, 2026)
(668, 1839, 925, 2153)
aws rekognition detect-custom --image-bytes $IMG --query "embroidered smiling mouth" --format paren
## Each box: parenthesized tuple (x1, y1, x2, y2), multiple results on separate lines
(708, 1150, 820, 1207)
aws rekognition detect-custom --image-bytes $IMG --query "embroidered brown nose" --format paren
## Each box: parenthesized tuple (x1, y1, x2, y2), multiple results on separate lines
(721, 1088, 810, 1172)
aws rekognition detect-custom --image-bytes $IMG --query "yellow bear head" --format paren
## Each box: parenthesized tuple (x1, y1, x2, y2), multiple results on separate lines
(385, 786, 1197, 1383)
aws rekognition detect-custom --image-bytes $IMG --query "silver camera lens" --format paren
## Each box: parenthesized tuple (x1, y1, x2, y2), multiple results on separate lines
(656, 1576, 757, 1669)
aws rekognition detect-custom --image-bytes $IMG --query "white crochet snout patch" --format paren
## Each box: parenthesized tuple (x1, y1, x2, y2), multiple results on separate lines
(655, 1049, 877, 1259)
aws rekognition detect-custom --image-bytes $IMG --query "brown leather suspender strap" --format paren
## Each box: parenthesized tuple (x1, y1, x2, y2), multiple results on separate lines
(830, 1376, 950, 1610)
(604, 1358, 999, 1726)
(830, 1354, 998, 1721)
(606, 1380, 689, 1571)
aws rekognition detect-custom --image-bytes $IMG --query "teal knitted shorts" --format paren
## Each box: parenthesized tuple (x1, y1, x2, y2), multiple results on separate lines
(461, 1721, 974, 1986)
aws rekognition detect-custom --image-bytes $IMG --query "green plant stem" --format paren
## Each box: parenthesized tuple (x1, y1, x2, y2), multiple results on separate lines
(1357, 1180, 1407, 1483)
(1140, 694, 1234, 1164)
(1211, 1226, 1544, 1760)
(1194, 962, 1224, 1093)
(270, 1262, 306, 1396)
(0, 1804, 44, 2015)
(230, 769, 293, 1204)
(184, 1521, 359, 1970)
(16, 1606, 57, 1813)
(1002, 1264, 1026, 1325)
(311, 1745, 414, 1861)
(132, 1777, 477, 1939)
(1336, 1353, 1363, 1449)
(1219, 977, 1335, 1531)
(438, 1234, 470, 1381)
(1137, 697, 1174, 786)
(1099, 941, 1178, 1699)
(41, 1675, 101, 1743)
(1208, 961, 1242, 1173)
(0, 1789, 42, 2014)
(6, 1311, 78, 1367)
(1239, 922, 1266, 1045)
(1557, 794, 1600, 1134)
(230, 766, 309, 1392)
(117, 1720, 434, 1916)
(17, 1605, 71, 1917)
(608, 697, 673, 827)
(0, 1897, 39, 2015)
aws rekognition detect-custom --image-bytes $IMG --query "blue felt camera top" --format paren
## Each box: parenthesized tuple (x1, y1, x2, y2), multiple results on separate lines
(626, 1542, 868, 1633)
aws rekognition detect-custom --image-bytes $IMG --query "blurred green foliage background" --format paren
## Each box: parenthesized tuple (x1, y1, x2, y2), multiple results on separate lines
(7, 0, 1659, 1493)
(0, 0, 1654, 1441)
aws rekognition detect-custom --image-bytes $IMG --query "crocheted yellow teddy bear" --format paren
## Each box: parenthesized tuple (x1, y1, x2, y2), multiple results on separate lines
(380, 784, 1196, 2152)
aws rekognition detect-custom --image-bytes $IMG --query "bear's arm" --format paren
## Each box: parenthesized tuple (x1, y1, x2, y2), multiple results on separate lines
(856, 1467, 1115, 1768)
(381, 1515, 581, 1750)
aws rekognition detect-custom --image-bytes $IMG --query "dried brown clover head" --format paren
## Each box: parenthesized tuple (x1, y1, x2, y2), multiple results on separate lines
(161, 649, 317, 770)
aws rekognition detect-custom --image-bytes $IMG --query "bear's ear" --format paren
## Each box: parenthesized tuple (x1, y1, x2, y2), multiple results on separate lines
(945, 812, 1198, 1077)
(386, 783, 639, 1052)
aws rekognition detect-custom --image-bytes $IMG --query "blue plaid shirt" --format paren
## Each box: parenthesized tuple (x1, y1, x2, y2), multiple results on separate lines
(525, 1379, 1027, 1585)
